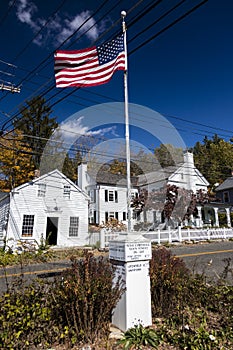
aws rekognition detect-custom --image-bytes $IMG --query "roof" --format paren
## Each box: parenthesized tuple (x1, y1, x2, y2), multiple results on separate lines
(12, 169, 89, 199)
(95, 171, 138, 187)
(215, 177, 233, 191)
(137, 165, 178, 187)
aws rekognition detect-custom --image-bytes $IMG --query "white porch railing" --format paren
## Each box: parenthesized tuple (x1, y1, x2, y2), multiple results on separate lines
(89, 227, 233, 249)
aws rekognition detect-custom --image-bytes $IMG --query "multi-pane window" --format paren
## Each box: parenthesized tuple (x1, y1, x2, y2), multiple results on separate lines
(63, 185, 71, 199)
(69, 217, 79, 237)
(105, 212, 119, 222)
(22, 215, 34, 237)
(38, 183, 46, 197)
(105, 190, 118, 202)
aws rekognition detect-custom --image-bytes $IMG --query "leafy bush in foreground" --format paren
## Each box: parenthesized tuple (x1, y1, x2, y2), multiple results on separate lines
(0, 251, 124, 349)
(51, 251, 125, 346)
(150, 246, 190, 317)
(0, 281, 59, 349)
(149, 247, 233, 349)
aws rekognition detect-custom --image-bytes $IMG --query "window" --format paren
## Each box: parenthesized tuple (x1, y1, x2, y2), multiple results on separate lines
(123, 212, 126, 221)
(105, 212, 119, 222)
(38, 183, 46, 197)
(109, 212, 115, 219)
(223, 191, 229, 203)
(105, 190, 118, 202)
(131, 191, 138, 199)
(88, 189, 96, 203)
(63, 185, 71, 199)
(22, 215, 34, 237)
(69, 217, 79, 237)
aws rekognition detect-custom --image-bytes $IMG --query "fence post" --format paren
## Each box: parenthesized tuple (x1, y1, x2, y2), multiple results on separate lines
(188, 228, 191, 241)
(178, 226, 182, 242)
(158, 229, 160, 244)
(223, 227, 226, 240)
(100, 229, 105, 250)
(168, 226, 172, 243)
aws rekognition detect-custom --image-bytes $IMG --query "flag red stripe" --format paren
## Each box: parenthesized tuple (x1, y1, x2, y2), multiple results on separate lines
(54, 35, 125, 88)
(56, 58, 125, 88)
(55, 56, 125, 86)
(55, 54, 125, 78)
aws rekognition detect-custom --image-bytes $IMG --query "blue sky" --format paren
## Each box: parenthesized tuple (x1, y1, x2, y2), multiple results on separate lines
(0, 0, 233, 154)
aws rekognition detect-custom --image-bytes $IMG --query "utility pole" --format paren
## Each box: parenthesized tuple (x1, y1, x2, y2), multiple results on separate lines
(0, 83, 20, 93)
(0, 59, 21, 93)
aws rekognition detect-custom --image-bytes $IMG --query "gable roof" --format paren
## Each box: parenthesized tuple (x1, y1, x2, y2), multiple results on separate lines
(12, 169, 89, 199)
(137, 162, 209, 189)
(95, 171, 138, 187)
(215, 177, 233, 191)
(168, 164, 209, 186)
(137, 165, 178, 187)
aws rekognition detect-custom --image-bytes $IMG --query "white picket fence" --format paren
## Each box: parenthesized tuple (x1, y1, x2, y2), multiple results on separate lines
(89, 227, 233, 249)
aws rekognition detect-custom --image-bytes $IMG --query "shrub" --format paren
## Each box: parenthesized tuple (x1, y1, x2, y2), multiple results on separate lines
(0, 281, 60, 349)
(51, 251, 125, 346)
(150, 246, 190, 317)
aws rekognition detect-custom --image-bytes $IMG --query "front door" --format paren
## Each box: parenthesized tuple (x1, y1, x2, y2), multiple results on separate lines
(46, 217, 58, 245)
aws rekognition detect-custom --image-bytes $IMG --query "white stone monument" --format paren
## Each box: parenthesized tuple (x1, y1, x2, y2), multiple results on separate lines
(109, 233, 152, 332)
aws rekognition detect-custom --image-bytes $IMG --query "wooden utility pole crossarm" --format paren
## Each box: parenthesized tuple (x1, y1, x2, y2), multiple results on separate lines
(0, 83, 20, 93)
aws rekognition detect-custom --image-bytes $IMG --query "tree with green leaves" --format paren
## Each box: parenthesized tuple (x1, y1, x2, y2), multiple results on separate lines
(154, 144, 184, 168)
(14, 96, 58, 169)
(192, 135, 233, 187)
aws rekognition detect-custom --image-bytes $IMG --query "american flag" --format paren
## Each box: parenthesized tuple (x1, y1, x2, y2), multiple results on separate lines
(54, 35, 125, 88)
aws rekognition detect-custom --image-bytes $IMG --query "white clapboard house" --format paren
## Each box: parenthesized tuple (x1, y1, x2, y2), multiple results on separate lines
(0, 169, 89, 249)
(137, 152, 210, 227)
(78, 152, 210, 229)
(78, 162, 139, 226)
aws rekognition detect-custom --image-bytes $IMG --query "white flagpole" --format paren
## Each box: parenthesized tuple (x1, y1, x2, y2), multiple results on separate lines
(121, 11, 131, 233)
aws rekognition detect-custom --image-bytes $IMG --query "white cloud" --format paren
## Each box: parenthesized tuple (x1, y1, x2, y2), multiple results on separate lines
(14, 1, 105, 47)
(58, 116, 118, 144)
(57, 10, 99, 44)
(16, 0, 39, 31)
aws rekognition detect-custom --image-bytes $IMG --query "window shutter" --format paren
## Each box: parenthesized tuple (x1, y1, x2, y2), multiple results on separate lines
(115, 191, 118, 203)
(105, 190, 108, 202)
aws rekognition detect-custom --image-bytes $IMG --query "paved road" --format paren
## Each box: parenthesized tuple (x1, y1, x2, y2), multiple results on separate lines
(170, 240, 233, 284)
(0, 240, 232, 292)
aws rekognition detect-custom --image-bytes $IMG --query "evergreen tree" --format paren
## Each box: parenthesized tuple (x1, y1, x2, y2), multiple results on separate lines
(154, 144, 184, 168)
(14, 96, 58, 169)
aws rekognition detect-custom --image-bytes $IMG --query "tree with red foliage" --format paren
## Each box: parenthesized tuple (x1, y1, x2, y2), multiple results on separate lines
(131, 185, 218, 225)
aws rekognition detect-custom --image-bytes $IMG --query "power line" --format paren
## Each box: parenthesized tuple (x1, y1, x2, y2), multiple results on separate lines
(0, 0, 113, 106)
(1, 0, 212, 140)
(0, 0, 17, 27)
(129, 0, 208, 56)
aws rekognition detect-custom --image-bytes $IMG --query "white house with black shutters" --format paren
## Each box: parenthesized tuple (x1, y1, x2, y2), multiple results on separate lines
(78, 152, 211, 229)
(0, 169, 89, 249)
(78, 163, 138, 226)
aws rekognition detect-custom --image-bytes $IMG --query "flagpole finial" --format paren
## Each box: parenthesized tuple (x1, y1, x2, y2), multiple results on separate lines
(121, 10, 126, 18)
